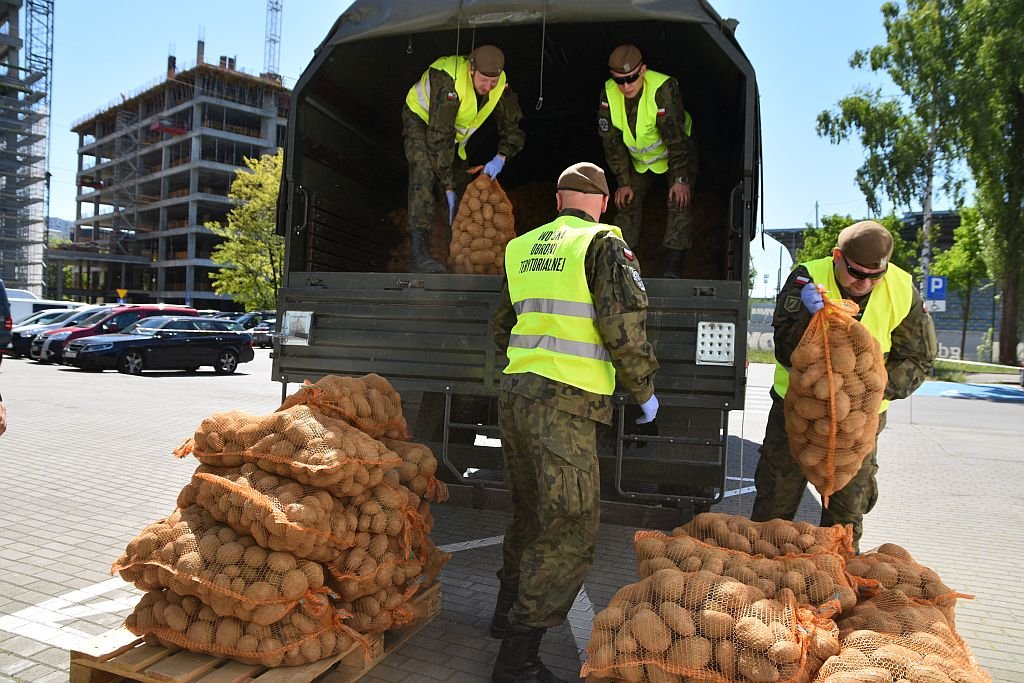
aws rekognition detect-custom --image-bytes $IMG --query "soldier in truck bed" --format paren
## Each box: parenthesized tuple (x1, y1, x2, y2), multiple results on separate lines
(489, 162, 659, 683)
(403, 44, 525, 274)
(752, 220, 937, 552)
(597, 43, 698, 278)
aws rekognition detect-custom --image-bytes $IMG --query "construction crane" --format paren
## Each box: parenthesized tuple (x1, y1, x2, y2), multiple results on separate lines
(264, 0, 282, 77)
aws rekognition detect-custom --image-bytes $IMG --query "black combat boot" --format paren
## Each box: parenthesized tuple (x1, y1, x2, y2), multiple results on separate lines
(491, 624, 567, 683)
(409, 231, 446, 273)
(662, 248, 687, 278)
(489, 581, 518, 638)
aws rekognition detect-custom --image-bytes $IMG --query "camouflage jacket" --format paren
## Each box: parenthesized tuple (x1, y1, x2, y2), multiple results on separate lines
(492, 209, 659, 424)
(597, 75, 697, 186)
(774, 264, 938, 402)
(418, 66, 525, 191)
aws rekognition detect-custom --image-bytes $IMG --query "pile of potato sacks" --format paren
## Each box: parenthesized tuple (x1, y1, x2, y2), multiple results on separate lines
(583, 513, 989, 683)
(114, 373, 449, 668)
(785, 296, 888, 500)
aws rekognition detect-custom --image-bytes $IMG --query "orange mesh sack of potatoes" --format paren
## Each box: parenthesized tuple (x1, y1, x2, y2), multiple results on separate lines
(113, 506, 326, 626)
(279, 373, 410, 440)
(380, 437, 448, 502)
(447, 172, 516, 274)
(784, 293, 887, 502)
(176, 406, 402, 493)
(820, 589, 991, 682)
(671, 512, 855, 558)
(580, 567, 841, 683)
(125, 588, 368, 668)
(634, 531, 857, 617)
(843, 543, 968, 623)
(178, 464, 362, 562)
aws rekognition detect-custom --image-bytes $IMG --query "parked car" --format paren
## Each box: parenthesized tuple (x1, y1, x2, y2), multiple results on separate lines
(0, 279, 10, 365)
(11, 306, 114, 358)
(65, 316, 255, 374)
(251, 318, 277, 348)
(31, 304, 197, 363)
(216, 310, 276, 329)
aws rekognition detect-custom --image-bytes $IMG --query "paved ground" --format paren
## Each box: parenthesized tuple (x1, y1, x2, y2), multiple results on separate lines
(0, 351, 1021, 681)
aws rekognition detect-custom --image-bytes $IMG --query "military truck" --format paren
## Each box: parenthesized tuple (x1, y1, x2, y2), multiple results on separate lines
(273, 0, 760, 520)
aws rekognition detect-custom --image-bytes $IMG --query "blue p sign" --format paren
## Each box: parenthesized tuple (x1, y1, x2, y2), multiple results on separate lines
(927, 275, 947, 299)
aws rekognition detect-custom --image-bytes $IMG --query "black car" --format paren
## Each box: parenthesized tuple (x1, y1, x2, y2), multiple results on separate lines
(64, 316, 255, 374)
(251, 318, 277, 348)
(215, 310, 276, 329)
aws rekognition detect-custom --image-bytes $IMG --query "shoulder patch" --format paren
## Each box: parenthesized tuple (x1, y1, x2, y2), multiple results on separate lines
(794, 275, 810, 286)
(598, 117, 610, 133)
(446, 91, 457, 101)
(623, 247, 635, 262)
(600, 101, 610, 109)
(656, 107, 666, 116)
(629, 266, 646, 291)
(783, 296, 801, 313)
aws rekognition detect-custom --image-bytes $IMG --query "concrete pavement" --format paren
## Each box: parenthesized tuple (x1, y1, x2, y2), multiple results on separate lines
(0, 353, 1021, 681)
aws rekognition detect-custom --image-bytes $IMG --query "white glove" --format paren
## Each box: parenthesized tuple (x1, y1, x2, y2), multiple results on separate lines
(636, 394, 659, 424)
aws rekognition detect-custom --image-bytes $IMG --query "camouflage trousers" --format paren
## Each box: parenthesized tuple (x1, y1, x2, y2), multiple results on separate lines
(401, 108, 472, 235)
(616, 167, 695, 251)
(751, 391, 886, 552)
(497, 390, 601, 629)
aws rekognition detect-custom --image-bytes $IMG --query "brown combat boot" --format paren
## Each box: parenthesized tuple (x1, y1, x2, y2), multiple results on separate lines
(409, 231, 446, 273)
(662, 248, 687, 278)
(491, 625, 566, 683)
(489, 580, 518, 639)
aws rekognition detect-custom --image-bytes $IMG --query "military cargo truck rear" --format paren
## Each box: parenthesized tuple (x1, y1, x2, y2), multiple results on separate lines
(273, 0, 760, 516)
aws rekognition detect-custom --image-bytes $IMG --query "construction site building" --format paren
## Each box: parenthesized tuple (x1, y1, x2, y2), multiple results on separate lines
(1, 0, 52, 296)
(56, 40, 289, 308)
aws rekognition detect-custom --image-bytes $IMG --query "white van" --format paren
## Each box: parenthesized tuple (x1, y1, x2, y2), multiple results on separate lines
(5, 290, 84, 324)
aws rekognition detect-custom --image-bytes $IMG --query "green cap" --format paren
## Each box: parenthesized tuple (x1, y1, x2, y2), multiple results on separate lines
(557, 162, 610, 196)
(608, 44, 643, 74)
(469, 45, 504, 77)
(838, 220, 894, 269)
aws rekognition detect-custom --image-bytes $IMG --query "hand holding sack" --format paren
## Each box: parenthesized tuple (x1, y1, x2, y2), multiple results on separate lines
(784, 293, 887, 503)
(447, 171, 516, 274)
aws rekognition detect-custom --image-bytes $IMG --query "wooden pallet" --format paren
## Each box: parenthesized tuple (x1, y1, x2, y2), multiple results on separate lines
(70, 582, 441, 683)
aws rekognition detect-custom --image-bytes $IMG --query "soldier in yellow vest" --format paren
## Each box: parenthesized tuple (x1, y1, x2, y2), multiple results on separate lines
(489, 163, 659, 683)
(402, 45, 525, 273)
(598, 44, 698, 278)
(752, 221, 937, 551)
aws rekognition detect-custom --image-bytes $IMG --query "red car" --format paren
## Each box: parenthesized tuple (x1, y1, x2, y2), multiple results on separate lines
(30, 304, 198, 363)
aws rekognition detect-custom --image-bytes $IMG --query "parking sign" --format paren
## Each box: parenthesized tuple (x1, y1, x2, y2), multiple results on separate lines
(927, 275, 947, 300)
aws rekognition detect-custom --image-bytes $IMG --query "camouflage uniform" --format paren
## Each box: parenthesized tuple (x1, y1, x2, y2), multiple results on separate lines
(597, 76, 698, 249)
(402, 66, 525, 235)
(492, 208, 659, 628)
(751, 264, 938, 550)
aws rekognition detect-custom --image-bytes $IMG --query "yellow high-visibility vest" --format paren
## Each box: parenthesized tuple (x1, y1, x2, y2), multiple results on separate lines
(604, 69, 672, 174)
(405, 55, 507, 160)
(773, 257, 914, 412)
(503, 215, 621, 395)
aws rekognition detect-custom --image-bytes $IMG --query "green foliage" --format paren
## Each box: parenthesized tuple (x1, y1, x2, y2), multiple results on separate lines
(207, 150, 284, 312)
(932, 207, 988, 298)
(795, 214, 916, 274)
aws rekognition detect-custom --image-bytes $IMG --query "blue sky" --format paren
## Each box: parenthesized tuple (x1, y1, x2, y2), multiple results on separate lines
(42, 1, 951, 294)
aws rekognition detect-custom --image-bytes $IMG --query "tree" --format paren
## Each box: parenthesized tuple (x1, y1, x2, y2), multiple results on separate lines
(796, 214, 916, 273)
(816, 1, 962, 293)
(207, 150, 284, 311)
(954, 0, 1024, 364)
(931, 208, 989, 356)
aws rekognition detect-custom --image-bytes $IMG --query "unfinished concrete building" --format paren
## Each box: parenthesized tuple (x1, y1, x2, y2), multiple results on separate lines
(54, 40, 289, 308)
(0, 0, 52, 295)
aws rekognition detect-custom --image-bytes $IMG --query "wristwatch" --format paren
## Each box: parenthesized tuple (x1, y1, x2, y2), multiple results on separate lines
(674, 176, 689, 185)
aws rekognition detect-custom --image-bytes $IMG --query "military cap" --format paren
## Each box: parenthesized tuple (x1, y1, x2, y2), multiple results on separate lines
(557, 162, 610, 196)
(608, 44, 644, 74)
(469, 45, 505, 77)
(837, 220, 894, 269)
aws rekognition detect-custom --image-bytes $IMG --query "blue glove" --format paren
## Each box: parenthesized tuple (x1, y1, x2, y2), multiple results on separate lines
(446, 190, 457, 225)
(482, 154, 506, 179)
(800, 282, 824, 314)
(636, 394, 659, 425)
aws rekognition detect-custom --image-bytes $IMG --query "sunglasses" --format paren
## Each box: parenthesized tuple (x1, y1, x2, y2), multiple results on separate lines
(842, 254, 887, 280)
(611, 67, 643, 85)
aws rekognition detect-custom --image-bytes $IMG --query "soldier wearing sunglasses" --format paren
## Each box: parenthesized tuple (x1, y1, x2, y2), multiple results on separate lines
(597, 44, 698, 278)
(752, 220, 937, 551)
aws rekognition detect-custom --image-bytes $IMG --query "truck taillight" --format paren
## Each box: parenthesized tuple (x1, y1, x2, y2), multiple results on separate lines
(4, 316, 11, 331)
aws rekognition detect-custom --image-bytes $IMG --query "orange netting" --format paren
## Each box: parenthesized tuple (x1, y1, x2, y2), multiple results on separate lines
(671, 513, 855, 559)
(784, 292, 888, 505)
(380, 437, 449, 502)
(447, 171, 516, 274)
(113, 506, 327, 625)
(820, 589, 991, 682)
(581, 567, 841, 682)
(278, 373, 411, 440)
(175, 405, 402, 493)
(126, 588, 369, 668)
(635, 531, 857, 617)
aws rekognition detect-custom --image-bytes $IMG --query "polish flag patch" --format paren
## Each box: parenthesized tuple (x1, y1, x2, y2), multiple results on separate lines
(600, 101, 610, 109)
(623, 248, 635, 261)
(656, 108, 667, 116)
(794, 275, 810, 286)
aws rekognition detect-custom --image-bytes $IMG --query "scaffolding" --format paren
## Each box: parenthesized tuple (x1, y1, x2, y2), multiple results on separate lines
(0, 0, 52, 295)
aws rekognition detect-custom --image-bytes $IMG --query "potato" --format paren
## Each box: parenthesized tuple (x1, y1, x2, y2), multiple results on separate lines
(696, 609, 734, 639)
(631, 608, 672, 654)
(667, 636, 712, 669)
(737, 650, 780, 682)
